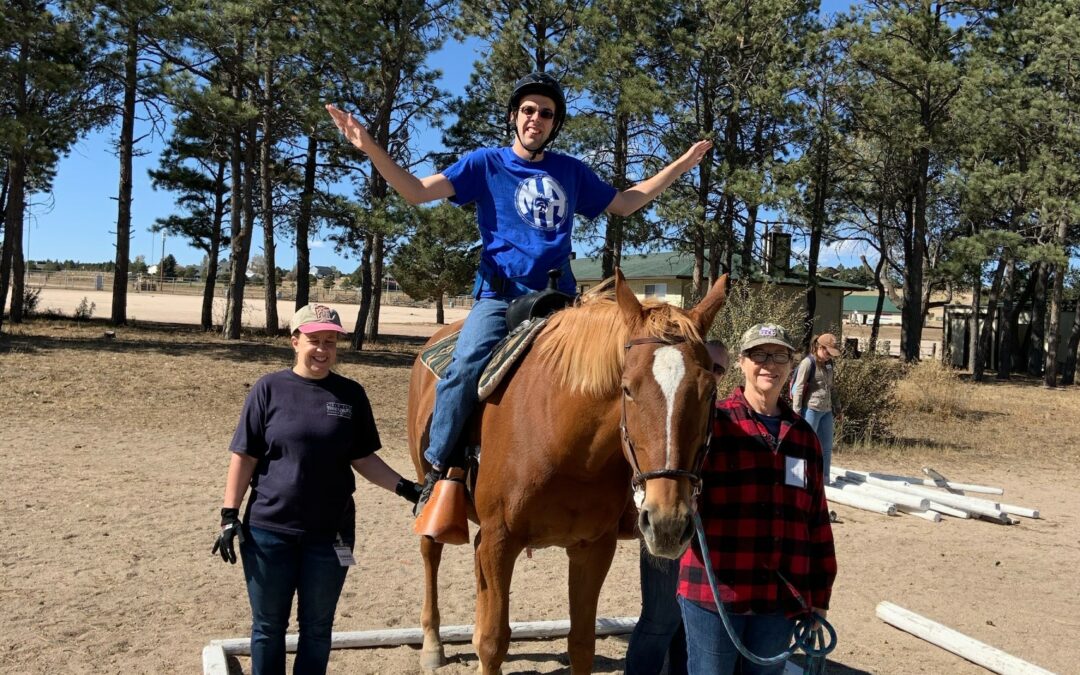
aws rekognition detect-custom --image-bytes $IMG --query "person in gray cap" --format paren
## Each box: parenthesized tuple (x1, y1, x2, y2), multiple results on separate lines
(675, 322, 835, 675)
(211, 303, 422, 675)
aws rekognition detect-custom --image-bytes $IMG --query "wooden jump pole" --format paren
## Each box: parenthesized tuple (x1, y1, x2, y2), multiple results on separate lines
(208, 616, 638, 656)
(876, 602, 1056, 674)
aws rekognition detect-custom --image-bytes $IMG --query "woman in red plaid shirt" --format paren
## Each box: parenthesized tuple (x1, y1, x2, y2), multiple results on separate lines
(676, 323, 837, 675)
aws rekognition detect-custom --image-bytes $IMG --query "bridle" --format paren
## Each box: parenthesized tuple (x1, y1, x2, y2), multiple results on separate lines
(619, 337, 715, 501)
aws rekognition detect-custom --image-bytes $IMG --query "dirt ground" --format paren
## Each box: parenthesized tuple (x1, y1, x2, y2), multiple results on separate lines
(1, 311, 1077, 675)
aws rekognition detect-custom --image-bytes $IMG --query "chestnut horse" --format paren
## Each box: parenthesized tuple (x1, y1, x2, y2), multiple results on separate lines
(407, 270, 728, 673)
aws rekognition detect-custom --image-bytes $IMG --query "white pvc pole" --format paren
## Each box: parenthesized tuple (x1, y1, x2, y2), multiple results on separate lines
(831, 465, 1004, 495)
(926, 501, 971, 519)
(825, 486, 897, 516)
(896, 505, 942, 522)
(862, 477, 1008, 522)
(998, 502, 1040, 519)
(876, 602, 1056, 675)
(210, 617, 638, 656)
(202, 645, 230, 675)
(832, 478, 930, 510)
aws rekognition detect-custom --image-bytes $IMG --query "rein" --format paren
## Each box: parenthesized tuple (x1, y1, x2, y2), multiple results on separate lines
(620, 337, 714, 499)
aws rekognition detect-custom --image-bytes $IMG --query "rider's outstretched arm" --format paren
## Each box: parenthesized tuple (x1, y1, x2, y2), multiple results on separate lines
(326, 104, 455, 205)
(606, 139, 713, 217)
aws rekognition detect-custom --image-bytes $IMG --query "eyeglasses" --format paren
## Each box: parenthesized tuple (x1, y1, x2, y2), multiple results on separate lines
(745, 350, 792, 365)
(518, 104, 555, 120)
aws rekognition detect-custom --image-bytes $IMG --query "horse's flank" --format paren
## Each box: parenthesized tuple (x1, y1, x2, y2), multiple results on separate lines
(536, 284, 706, 398)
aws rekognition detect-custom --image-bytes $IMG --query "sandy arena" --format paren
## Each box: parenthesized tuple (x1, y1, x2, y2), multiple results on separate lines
(0, 291, 1077, 674)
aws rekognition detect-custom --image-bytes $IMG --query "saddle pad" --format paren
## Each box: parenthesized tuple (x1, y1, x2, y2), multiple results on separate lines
(419, 317, 549, 402)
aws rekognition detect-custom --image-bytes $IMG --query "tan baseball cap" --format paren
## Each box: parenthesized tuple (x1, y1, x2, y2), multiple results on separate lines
(289, 303, 347, 334)
(817, 333, 842, 356)
(739, 323, 795, 352)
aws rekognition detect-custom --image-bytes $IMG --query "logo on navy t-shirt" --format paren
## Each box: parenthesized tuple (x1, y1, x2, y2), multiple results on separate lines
(326, 402, 353, 419)
(514, 174, 568, 231)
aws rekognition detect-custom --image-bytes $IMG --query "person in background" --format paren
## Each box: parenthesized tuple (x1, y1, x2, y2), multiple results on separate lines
(791, 332, 842, 482)
(626, 340, 728, 675)
(211, 303, 421, 675)
(678, 324, 836, 675)
(326, 72, 712, 518)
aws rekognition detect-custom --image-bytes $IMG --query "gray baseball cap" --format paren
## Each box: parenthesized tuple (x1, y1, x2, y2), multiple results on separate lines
(739, 323, 795, 352)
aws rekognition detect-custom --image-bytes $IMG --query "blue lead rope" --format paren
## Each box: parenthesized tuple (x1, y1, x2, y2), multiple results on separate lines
(692, 512, 837, 669)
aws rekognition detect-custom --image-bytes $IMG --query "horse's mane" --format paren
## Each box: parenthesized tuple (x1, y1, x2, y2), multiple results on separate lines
(536, 279, 704, 398)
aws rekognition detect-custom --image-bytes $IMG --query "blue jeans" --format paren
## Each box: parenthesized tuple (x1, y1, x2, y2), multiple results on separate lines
(626, 551, 687, 675)
(424, 298, 509, 469)
(240, 525, 350, 675)
(677, 596, 795, 675)
(801, 408, 834, 482)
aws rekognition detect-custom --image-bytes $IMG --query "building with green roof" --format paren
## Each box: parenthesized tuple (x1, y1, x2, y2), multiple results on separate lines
(569, 250, 864, 337)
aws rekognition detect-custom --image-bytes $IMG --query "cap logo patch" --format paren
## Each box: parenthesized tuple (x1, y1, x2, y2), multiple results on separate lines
(312, 304, 334, 321)
(759, 326, 777, 337)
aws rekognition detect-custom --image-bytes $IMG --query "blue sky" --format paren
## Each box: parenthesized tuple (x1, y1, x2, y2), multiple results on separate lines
(27, 0, 859, 273)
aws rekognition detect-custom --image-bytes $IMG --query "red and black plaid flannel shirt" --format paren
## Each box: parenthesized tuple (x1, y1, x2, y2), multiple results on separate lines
(678, 386, 836, 617)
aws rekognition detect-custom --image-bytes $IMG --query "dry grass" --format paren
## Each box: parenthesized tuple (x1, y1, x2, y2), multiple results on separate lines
(894, 359, 968, 417)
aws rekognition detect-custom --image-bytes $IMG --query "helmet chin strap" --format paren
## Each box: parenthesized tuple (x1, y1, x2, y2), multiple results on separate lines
(514, 127, 549, 160)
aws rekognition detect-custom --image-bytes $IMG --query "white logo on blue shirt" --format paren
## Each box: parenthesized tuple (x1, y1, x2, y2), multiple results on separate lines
(514, 175, 569, 231)
(326, 402, 352, 419)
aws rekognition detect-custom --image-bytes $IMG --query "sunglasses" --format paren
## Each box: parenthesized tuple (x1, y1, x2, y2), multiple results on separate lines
(745, 350, 792, 365)
(518, 104, 555, 120)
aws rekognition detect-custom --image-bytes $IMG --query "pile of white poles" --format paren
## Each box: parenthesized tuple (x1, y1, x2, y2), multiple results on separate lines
(824, 465, 1040, 524)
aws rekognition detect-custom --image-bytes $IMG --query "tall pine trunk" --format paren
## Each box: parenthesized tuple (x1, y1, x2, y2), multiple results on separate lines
(111, 20, 138, 325)
(995, 259, 1016, 379)
(973, 257, 1006, 381)
(1026, 264, 1048, 375)
(1043, 219, 1069, 387)
(601, 110, 629, 280)
(260, 53, 278, 334)
(294, 134, 317, 309)
(201, 159, 226, 330)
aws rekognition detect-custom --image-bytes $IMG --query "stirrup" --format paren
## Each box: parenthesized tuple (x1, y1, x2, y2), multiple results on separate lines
(413, 468, 469, 545)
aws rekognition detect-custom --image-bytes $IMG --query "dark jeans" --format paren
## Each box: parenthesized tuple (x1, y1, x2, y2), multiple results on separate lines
(240, 525, 350, 675)
(677, 596, 795, 675)
(625, 551, 687, 675)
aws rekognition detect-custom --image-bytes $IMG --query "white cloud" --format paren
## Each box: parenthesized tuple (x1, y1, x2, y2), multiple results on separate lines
(308, 239, 327, 249)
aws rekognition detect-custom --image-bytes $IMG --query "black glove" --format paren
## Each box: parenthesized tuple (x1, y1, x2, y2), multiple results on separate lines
(211, 507, 243, 564)
(395, 477, 423, 505)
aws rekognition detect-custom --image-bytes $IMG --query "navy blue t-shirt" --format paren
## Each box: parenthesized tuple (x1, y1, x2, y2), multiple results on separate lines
(440, 147, 617, 297)
(229, 369, 381, 537)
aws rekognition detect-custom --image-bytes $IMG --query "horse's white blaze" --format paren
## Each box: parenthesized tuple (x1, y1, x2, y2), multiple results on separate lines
(652, 346, 686, 468)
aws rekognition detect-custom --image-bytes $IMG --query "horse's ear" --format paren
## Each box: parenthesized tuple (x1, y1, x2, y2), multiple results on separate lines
(614, 268, 643, 327)
(689, 274, 728, 335)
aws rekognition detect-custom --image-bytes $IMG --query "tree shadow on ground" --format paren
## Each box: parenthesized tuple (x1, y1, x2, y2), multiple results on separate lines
(0, 319, 424, 368)
(790, 655, 873, 674)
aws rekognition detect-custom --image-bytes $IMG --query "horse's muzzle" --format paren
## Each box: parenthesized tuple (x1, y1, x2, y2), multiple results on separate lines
(637, 501, 694, 559)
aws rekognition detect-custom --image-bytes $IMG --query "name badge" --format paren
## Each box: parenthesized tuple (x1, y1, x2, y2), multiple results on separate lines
(785, 456, 807, 489)
(333, 536, 356, 567)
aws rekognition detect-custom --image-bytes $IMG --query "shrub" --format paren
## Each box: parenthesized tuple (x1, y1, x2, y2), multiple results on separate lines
(23, 286, 42, 316)
(833, 353, 904, 444)
(74, 297, 96, 321)
(895, 358, 968, 417)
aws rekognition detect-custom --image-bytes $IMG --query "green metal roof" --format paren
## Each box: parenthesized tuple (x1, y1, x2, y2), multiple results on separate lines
(843, 294, 900, 313)
(570, 251, 864, 290)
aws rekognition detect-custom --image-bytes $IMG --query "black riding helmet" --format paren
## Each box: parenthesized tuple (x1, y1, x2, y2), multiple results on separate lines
(507, 72, 566, 157)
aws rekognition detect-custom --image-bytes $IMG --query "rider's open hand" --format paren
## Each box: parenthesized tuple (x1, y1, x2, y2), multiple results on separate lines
(678, 139, 714, 172)
(326, 104, 372, 153)
(211, 507, 243, 564)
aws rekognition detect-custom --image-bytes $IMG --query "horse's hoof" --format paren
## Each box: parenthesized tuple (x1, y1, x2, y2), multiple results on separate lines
(420, 647, 447, 670)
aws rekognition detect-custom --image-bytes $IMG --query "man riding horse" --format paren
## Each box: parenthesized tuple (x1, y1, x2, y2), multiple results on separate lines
(327, 72, 712, 517)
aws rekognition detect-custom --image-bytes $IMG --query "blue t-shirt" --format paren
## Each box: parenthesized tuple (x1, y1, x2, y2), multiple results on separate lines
(441, 146, 617, 297)
(229, 369, 381, 537)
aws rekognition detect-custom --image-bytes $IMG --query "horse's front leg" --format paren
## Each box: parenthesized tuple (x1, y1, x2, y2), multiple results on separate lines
(566, 532, 618, 674)
(420, 535, 447, 670)
(472, 525, 522, 675)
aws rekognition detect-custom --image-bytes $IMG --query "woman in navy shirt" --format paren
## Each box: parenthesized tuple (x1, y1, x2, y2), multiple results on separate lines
(212, 303, 420, 675)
